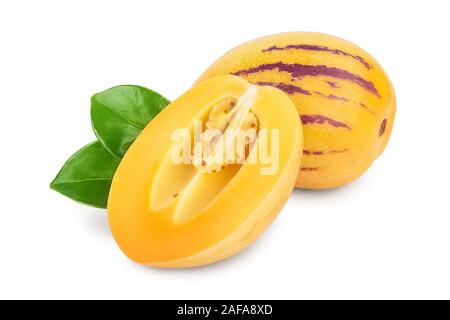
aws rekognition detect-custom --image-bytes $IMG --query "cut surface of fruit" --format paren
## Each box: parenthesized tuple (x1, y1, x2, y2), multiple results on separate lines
(108, 75, 303, 268)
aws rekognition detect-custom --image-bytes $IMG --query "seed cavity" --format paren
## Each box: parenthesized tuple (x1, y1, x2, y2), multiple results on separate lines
(193, 86, 259, 173)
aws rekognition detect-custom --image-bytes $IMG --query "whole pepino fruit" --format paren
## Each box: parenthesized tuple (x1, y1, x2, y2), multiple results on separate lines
(197, 32, 396, 189)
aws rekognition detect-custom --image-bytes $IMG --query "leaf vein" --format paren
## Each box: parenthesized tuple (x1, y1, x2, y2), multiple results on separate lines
(94, 100, 145, 129)
(51, 177, 113, 185)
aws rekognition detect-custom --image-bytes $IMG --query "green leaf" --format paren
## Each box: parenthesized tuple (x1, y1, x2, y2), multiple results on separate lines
(50, 141, 121, 208)
(91, 85, 170, 158)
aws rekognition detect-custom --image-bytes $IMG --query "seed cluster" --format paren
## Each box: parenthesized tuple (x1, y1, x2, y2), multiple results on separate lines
(193, 97, 259, 173)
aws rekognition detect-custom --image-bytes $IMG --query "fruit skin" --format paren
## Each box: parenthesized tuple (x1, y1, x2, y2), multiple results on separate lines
(197, 32, 396, 189)
(108, 75, 302, 268)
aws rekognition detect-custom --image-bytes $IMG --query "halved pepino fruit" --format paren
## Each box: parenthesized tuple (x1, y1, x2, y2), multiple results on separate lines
(108, 75, 303, 268)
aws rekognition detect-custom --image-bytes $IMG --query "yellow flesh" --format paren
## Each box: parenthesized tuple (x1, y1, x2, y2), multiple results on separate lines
(107, 75, 302, 268)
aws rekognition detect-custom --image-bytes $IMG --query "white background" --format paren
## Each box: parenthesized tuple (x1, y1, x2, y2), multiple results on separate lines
(1, 0, 449, 299)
